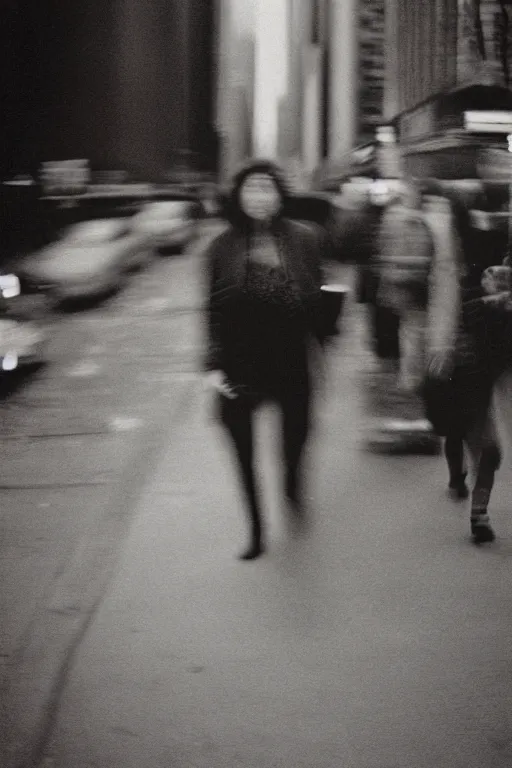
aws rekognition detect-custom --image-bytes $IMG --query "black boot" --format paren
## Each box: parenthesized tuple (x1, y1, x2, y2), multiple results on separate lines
(470, 512, 496, 544)
(286, 458, 309, 505)
(449, 471, 469, 500)
(285, 467, 310, 538)
(469, 445, 500, 544)
(239, 538, 264, 560)
(285, 469, 299, 507)
(239, 513, 264, 561)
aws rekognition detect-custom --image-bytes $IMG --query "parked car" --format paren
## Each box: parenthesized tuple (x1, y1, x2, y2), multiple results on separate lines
(0, 273, 47, 372)
(132, 195, 203, 252)
(21, 218, 154, 303)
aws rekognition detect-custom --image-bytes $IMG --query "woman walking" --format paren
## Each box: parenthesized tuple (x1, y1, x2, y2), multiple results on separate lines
(424, 183, 511, 543)
(204, 160, 328, 560)
(355, 183, 401, 366)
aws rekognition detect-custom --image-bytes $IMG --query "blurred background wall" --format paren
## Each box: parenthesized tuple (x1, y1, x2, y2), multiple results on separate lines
(0, 0, 219, 181)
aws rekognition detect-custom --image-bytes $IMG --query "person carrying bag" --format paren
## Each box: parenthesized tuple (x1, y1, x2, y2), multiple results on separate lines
(422, 186, 507, 544)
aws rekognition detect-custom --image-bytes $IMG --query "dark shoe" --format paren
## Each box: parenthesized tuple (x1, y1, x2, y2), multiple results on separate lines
(239, 539, 264, 560)
(449, 473, 469, 500)
(471, 515, 496, 544)
(286, 486, 306, 518)
(285, 473, 298, 506)
(285, 487, 300, 509)
(286, 465, 307, 506)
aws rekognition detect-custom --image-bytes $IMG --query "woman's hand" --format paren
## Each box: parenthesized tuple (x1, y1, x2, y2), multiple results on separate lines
(204, 370, 238, 399)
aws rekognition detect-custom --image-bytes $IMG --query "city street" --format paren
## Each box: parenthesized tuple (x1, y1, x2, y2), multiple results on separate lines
(2, 227, 512, 767)
(5, 1, 512, 766)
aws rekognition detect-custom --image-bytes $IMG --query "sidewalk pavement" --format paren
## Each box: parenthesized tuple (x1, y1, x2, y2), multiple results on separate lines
(35, 287, 512, 768)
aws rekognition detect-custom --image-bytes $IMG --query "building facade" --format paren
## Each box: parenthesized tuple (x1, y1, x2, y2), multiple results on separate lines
(0, 0, 219, 181)
(358, 0, 385, 142)
(384, 0, 512, 118)
(214, 0, 389, 182)
(382, 0, 512, 179)
(215, 0, 256, 181)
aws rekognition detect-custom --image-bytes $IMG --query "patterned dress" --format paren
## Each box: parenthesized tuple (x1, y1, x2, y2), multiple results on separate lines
(224, 258, 310, 397)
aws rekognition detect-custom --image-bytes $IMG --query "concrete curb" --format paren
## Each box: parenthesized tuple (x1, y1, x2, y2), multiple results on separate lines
(0, 379, 191, 768)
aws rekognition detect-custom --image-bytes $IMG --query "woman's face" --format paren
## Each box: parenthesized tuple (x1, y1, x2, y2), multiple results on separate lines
(238, 173, 282, 221)
(368, 180, 391, 207)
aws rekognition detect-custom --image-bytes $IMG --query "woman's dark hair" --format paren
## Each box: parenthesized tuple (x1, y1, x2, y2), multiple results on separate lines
(223, 158, 291, 231)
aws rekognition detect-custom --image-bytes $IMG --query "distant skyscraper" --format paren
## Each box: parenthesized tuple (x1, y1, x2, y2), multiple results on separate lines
(253, 0, 289, 157)
(277, 0, 312, 161)
(383, 0, 510, 120)
(216, 0, 256, 180)
(328, 0, 358, 157)
(217, 0, 385, 178)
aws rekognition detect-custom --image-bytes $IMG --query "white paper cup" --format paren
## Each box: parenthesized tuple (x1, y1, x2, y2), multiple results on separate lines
(320, 284, 351, 335)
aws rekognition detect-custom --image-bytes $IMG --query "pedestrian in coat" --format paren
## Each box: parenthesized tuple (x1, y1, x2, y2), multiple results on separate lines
(204, 159, 328, 560)
(423, 183, 512, 543)
(377, 181, 434, 394)
(355, 185, 401, 365)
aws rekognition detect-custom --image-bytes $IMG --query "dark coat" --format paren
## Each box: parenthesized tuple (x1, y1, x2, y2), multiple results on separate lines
(204, 218, 326, 374)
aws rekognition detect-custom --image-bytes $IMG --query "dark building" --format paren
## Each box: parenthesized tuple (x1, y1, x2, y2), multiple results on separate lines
(0, 0, 219, 182)
(384, 0, 512, 179)
(394, 0, 459, 114)
(358, 0, 385, 143)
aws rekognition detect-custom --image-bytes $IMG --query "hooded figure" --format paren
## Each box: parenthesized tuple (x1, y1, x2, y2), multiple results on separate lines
(204, 158, 328, 560)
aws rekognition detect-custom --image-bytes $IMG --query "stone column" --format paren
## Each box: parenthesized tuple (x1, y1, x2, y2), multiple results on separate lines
(301, 44, 323, 177)
(278, 0, 313, 188)
(216, 0, 235, 183)
(253, 0, 288, 157)
(457, 0, 503, 86)
(433, 0, 446, 91)
(214, 0, 230, 134)
(280, 0, 308, 158)
(216, 0, 256, 182)
(116, 0, 198, 179)
(383, 0, 399, 121)
(457, 0, 479, 82)
(328, 0, 357, 159)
